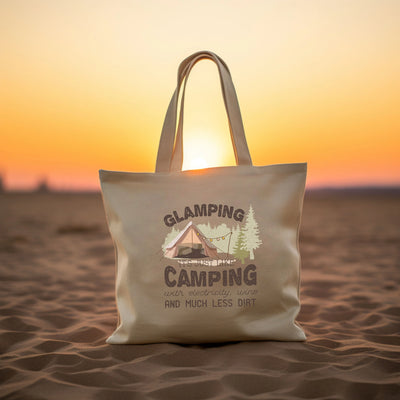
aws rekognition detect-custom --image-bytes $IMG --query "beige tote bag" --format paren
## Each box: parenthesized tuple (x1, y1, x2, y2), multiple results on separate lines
(100, 51, 307, 344)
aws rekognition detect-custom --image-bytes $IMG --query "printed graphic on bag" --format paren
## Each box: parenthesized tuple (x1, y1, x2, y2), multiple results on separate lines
(161, 204, 262, 310)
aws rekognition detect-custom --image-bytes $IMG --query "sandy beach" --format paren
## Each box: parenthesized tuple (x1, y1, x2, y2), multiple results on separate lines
(1, 190, 399, 399)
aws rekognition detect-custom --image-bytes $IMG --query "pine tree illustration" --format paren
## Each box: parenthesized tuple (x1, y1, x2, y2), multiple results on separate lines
(243, 204, 262, 260)
(230, 224, 239, 251)
(233, 227, 250, 264)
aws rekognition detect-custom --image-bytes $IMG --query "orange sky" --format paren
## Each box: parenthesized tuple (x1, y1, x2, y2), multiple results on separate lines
(1, 0, 399, 190)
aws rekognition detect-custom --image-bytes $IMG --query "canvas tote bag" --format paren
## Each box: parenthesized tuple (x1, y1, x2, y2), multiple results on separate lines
(100, 51, 307, 344)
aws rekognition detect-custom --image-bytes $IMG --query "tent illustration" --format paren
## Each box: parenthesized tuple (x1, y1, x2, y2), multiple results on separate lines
(164, 221, 218, 259)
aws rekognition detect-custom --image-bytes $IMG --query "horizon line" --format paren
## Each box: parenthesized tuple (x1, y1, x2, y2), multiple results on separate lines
(2, 184, 400, 195)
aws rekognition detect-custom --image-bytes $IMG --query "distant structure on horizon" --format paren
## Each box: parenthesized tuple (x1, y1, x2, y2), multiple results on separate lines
(0, 174, 4, 193)
(35, 178, 50, 193)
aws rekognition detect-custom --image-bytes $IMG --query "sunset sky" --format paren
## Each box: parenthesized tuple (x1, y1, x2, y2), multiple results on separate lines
(1, 0, 399, 190)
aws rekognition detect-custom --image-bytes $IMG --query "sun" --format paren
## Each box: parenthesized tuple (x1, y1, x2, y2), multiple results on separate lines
(187, 157, 208, 170)
(181, 129, 230, 171)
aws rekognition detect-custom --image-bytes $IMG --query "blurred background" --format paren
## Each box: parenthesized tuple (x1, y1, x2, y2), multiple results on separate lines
(1, 0, 399, 191)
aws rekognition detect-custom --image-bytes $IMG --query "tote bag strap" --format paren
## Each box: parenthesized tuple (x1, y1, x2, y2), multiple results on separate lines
(155, 51, 252, 172)
(170, 52, 229, 172)
(170, 52, 252, 172)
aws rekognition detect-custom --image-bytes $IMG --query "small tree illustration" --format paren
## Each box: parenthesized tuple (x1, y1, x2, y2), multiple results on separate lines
(233, 227, 250, 264)
(243, 204, 262, 260)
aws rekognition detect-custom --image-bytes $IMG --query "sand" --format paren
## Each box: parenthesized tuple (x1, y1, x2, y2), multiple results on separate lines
(0, 190, 399, 399)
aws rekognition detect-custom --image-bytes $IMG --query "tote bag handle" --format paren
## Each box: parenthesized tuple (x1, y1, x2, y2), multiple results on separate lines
(171, 52, 252, 172)
(155, 51, 252, 172)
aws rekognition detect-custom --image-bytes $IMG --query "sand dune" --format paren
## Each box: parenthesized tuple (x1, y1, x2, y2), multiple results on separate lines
(0, 191, 399, 399)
